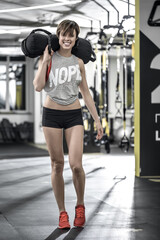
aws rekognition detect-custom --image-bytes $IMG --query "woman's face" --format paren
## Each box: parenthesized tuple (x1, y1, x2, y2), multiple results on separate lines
(59, 29, 77, 50)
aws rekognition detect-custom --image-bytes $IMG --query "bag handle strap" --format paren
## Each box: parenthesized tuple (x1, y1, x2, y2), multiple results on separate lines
(46, 59, 52, 82)
(47, 35, 52, 55)
(31, 28, 52, 35)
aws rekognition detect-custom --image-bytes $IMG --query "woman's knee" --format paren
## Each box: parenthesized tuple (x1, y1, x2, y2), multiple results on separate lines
(51, 158, 64, 174)
(70, 164, 83, 175)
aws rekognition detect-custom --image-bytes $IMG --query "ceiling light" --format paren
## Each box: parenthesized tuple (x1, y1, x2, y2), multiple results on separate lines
(0, 30, 7, 34)
(0, 26, 57, 35)
(0, 29, 20, 34)
(122, 17, 135, 32)
(0, 1, 81, 13)
(20, 26, 57, 33)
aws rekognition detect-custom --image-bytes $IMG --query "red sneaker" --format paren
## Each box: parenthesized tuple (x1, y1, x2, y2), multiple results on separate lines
(59, 211, 71, 229)
(74, 205, 85, 227)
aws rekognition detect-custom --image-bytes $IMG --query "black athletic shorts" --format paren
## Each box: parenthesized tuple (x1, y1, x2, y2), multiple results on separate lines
(42, 107, 84, 129)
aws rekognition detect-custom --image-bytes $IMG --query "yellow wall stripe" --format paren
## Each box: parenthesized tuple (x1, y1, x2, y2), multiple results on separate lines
(135, 0, 140, 177)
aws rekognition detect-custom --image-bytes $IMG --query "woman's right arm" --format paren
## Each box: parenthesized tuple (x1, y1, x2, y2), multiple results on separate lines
(33, 45, 53, 92)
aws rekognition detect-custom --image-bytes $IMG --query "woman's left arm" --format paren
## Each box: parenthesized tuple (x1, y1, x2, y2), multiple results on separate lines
(78, 59, 103, 140)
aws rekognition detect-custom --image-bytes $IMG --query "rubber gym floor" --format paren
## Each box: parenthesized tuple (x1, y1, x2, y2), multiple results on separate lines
(0, 144, 160, 240)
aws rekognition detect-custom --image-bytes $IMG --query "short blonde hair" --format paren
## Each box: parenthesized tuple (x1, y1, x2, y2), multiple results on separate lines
(56, 20, 80, 38)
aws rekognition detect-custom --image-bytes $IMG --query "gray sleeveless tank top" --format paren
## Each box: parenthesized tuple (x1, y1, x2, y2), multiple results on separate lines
(44, 51, 82, 105)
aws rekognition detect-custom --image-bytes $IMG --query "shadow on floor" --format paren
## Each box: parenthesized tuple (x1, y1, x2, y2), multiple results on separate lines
(0, 142, 49, 159)
(45, 227, 83, 240)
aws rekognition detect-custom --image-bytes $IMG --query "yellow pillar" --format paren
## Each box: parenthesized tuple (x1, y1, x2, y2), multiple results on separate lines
(134, 0, 140, 177)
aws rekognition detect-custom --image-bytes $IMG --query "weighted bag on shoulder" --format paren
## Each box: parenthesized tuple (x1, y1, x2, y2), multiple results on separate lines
(71, 37, 96, 64)
(21, 29, 59, 58)
(21, 28, 96, 64)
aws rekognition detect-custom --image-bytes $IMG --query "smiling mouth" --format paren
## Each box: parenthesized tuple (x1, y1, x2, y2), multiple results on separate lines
(63, 41, 71, 47)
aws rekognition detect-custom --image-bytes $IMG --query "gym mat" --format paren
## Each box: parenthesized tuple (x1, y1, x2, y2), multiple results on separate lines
(0, 142, 49, 160)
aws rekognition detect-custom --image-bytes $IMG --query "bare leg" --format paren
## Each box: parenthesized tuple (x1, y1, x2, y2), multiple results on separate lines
(43, 127, 65, 213)
(65, 125, 85, 206)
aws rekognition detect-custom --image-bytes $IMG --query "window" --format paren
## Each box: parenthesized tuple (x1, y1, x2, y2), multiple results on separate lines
(9, 63, 26, 110)
(0, 65, 7, 109)
(0, 56, 26, 112)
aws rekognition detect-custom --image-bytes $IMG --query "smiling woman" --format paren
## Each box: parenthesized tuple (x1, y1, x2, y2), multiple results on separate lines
(33, 19, 103, 230)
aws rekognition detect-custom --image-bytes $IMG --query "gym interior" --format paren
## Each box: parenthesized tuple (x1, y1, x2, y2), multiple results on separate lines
(0, 0, 160, 239)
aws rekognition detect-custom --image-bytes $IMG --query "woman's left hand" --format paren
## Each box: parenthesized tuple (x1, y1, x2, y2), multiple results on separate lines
(95, 120, 103, 140)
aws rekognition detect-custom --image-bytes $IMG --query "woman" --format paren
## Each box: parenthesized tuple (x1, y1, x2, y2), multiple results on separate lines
(33, 20, 103, 229)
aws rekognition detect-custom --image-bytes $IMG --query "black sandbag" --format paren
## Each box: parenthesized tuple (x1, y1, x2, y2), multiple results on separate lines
(71, 38, 96, 64)
(22, 33, 48, 58)
(21, 29, 60, 58)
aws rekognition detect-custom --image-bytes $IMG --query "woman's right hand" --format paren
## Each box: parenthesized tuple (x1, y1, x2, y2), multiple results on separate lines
(33, 45, 54, 92)
(42, 45, 54, 63)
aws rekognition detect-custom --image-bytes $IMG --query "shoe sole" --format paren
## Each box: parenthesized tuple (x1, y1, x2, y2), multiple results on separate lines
(74, 223, 85, 228)
(58, 226, 71, 229)
(74, 225, 84, 228)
